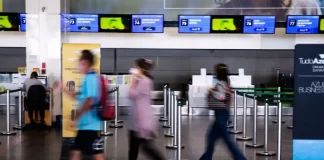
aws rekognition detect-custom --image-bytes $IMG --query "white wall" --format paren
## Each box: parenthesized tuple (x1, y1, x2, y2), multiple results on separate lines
(1, 28, 324, 49)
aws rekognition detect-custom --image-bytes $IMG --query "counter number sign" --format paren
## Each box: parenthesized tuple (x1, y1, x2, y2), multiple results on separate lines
(245, 19, 252, 26)
(22, 17, 26, 24)
(69, 18, 76, 25)
(134, 18, 141, 25)
(181, 19, 188, 26)
(289, 19, 296, 26)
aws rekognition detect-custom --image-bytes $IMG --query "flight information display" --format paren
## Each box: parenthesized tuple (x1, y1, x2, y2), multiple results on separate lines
(319, 16, 324, 34)
(178, 15, 211, 33)
(286, 16, 320, 34)
(243, 16, 276, 34)
(132, 15, 164, 33)
(210, 15, 243, 33)
(61, 14, 99, 32)
(0, 13, 19, 31)
(99, 14, 132, 33)
(20, 13, 26, 32)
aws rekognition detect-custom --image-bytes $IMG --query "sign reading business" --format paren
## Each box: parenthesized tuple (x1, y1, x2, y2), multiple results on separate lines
(293, 44, 324, 160)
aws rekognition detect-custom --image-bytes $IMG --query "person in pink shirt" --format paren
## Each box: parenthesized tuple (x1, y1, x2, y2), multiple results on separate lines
(128, 59, 165, 160)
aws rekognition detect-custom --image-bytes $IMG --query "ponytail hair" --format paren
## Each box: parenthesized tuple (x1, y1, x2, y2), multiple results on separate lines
(135, 59, 154, 80)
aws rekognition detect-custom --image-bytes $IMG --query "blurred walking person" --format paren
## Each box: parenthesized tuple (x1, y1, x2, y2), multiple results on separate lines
(128, 59, 165, 160)
(63, 50, 105, 160)
(200, 64, 246, 160)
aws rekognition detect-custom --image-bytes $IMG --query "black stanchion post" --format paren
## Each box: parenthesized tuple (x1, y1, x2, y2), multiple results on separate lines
(1, 90, 17, 135)
(229, 90, 242, 134)
(160, 85, 168, 121)
(110, 87, 123, 128)
(13, 88, 23, 130)
(163, 88, 172, 128)
(165, 92, 175, 137)
(256, 99, 276, 156)
(237, 93, 252, 141)
(246, 96, 264, 148)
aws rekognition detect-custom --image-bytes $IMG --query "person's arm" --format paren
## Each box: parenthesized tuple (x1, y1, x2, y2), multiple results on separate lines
(63, 89, 77, 100)
(210, 82, 226, 100)
(75, 75, 99, 120)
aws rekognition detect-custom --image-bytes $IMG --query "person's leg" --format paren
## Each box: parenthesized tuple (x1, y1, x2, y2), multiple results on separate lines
(199, 114, 221, 160)
(141, 139, 165, 160)
(70, 131, 83, 160)
(39, 108, 45, 123)
(128, 131, 141, 160)
(28, 108, 35, 124)
(218, 110, 246, 160)
(84, 131, 105, 160)
(70, 151, 82, 160)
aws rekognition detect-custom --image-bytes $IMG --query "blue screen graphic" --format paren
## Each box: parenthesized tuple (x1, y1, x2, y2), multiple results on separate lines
(286, 16, 320, 34)
(178, 15, 211, 33)
(131, 15, 164, 33)
(293, 140, 324, 160)
(243, 16, 276, 34)
(20, 14, 26, 32)
(61, 14, 99, 32)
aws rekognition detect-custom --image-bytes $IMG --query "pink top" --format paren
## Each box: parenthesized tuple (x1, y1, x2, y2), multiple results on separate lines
(128, 76, 157, 139)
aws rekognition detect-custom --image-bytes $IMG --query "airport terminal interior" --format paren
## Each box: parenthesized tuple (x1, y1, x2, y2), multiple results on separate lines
(1, 0, 324, 160)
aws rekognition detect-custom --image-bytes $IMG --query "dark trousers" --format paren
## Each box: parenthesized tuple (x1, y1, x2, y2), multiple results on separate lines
(200, 109, 247, 160)
(28, 108, 45, 123)
(128, 130, 165, 160)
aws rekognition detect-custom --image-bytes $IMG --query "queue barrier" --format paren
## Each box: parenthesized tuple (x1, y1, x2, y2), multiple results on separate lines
(109, 86, 123, 128)
(101, 87, 119, 136)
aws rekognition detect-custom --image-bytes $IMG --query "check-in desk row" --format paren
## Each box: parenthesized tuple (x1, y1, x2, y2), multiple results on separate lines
(188, 85, 293, 116)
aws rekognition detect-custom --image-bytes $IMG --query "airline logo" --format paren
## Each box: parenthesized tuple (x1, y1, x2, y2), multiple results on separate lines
(299, 54, 324, 64)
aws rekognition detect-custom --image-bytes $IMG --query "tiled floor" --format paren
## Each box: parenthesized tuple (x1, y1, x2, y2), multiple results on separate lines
(0, 115, 293, 160)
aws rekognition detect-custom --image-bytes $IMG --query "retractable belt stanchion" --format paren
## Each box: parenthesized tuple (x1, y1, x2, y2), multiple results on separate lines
(166, 95, 184, 149)
(287, 125, 293, 129)
(101, 120, 113, 136)
(163, 88, 172, 128)
(177, 96, 183, 160)
(273, 87, 285, 124)
(246, 96, 264, 148)
(256, 99, 276, 156)
(110, 87, 123, 128)
(237, 93, 252, 141)
(13, 88, 23, 130)
(160, 85, 168, 121)
(277, 87, 282, 160)
(1, 90, 17, 135)
(229, 90, 242, 134)
(165, 92, 174, 137)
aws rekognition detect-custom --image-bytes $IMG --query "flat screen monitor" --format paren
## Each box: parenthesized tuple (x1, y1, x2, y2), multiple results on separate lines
(243, 16, 276, 34)
(319, 16, 324, 34)
(19, 13, 26, 32)
(131, 14, 164, 33)
(37, 76, 47, 86)
(98, 14, 131, 33)
(61, 14, 99, 32)
(178, 15, 211, 34)
(0, 13, 19, 31)
(210, 15, 243, 33)
(286, 16, 320, 34)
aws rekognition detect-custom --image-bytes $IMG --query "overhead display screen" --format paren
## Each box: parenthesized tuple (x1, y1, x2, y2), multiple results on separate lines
(99, 14, 131, 33)
(20, 13, 26, 32)
(319, 16, 324, 34)
(132, 14, 163, 33)
(178, 15, 211, 33)
(210, 16, 243, 33)
(61, 14, 99, 32)
(286, 16, 320, 34)
(243, 16, 276, 34)
(0, 13, 19, 31)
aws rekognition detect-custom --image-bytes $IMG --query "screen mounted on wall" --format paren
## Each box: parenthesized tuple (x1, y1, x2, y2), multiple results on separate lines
(243, 16, 276, 34)
(178, 15, 211, 34)
(319, 16, 324, 34)
(210, 15, 243, 33)
(286, 16, 321, 34)
(131, 14, 164, 33)
(0, 13, 19, 31)
(98, 14, 131, 33)
(61, 14, 99, 32)
(19, 13, 26, 32)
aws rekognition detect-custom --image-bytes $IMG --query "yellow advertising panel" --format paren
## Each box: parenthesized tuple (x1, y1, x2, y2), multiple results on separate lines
(0, 0, 2, 12)
(62, 43, 101, 138)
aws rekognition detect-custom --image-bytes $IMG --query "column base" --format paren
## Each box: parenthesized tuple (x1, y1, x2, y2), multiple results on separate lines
(100, 132, 113, 136)
(236, 136, 252, 141)
(109, 125, 123, 128)
(164, 133, 174, 137)
(229, 130, 243, 134)
(256, 151, 276, 156)
(246, 143, 264, 148)
(166, 145, 185, 149)
(272, 120, 285, 124)
(227, 125, 234, 128)
(162, 124, 171, 128)
(159, 118, 168, 122)
(1, 131, 17, 135)
(111, 120, 123, 124)
(13, 126, 24, 130)
(287, 126, 293, 129)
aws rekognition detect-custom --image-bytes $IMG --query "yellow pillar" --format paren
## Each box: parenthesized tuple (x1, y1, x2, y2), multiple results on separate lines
(0, 0, 3, 12)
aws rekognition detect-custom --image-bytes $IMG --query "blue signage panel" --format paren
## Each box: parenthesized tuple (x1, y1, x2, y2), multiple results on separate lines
(243, 16, 276, 34)
(293, 44, 324, 160)
(61, 14, 99, 32)
(286, 16, 320, 34)
(131, 15, 164, 33)
(178, 15, 211, 33)
(20, 13, 26, 32)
